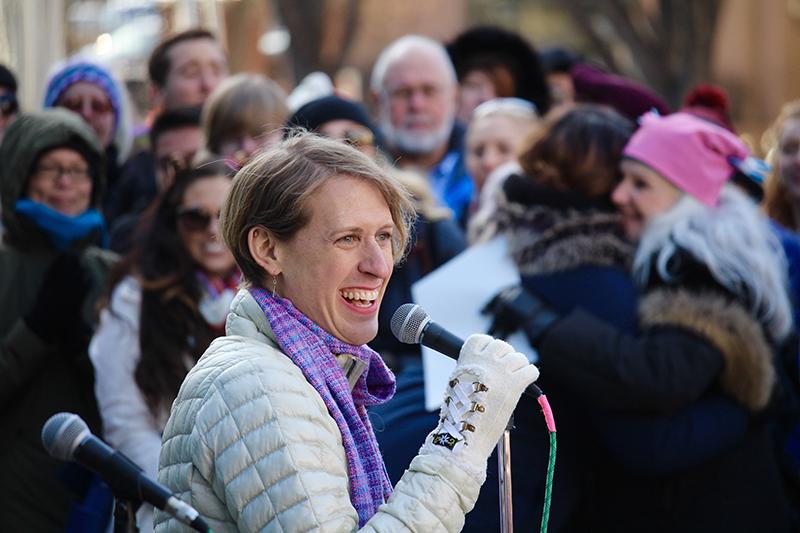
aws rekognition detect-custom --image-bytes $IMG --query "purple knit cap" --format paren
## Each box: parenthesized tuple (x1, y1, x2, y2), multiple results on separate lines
(623, 112, 749, 206)
(43, 62, 121, 130)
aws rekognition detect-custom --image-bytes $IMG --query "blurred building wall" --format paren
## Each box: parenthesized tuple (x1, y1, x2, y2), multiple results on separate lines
(0, 0, 66, 112)
(0, 0, 797, 142)
(222, 0, 468, 101)
(713, 0, 800, 146)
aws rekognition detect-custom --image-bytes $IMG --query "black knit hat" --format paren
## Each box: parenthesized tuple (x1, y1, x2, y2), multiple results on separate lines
(284, 95, 383, 148)
(0, 64, 17, 92)
(539, 47, 582, 74)
(286, 95, 376, 135)
(446, 26, 551, 115)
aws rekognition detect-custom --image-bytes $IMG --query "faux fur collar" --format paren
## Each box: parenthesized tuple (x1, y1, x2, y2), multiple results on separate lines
(639, 288, 775, 411)
(497, 176, 633, 275)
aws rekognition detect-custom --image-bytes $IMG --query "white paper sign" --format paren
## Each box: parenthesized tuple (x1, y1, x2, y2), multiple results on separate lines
(411, 235, 537, 411)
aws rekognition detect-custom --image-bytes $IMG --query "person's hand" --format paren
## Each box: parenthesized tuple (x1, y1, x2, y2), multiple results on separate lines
(420, 334, 539, 479)
(481, 284, 560, 346)
(24, 252, 93, 352)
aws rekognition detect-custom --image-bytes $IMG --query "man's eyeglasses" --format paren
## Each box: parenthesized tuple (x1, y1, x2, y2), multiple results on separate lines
(343, 130, 375, 148)
(59, 96, 113, 115)
(177, 207, 221, 233)
(157, 152, 196, 185)
(35, 165, 91, 182)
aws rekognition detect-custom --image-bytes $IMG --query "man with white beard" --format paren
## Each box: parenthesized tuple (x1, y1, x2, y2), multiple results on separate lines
(371, 35, 473, 225)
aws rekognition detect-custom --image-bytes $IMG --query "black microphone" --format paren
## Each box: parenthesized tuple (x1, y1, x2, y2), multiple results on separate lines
(42, 412, 210, 533)
(391, 303, 542, 398)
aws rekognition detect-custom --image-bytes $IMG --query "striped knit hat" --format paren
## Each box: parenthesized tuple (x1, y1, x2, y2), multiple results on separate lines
(44, 61, 121, 130)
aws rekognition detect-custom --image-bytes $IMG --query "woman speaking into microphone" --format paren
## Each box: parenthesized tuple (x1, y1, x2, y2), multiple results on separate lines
(154, 133, 538, 532)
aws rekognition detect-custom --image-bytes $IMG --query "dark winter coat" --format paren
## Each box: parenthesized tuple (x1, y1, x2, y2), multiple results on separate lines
(0, 109, 117, 532)
(494, 175, 761, 531)
(515, 176, 792, 531)
(567, 288, 790, 532)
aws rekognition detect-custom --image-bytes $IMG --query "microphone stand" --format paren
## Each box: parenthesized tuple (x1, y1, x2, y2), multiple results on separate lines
(497, 415, 514, 533)
(113, 498, 140, 533)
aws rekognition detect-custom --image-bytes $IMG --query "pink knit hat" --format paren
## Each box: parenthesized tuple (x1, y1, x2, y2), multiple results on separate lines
(623, 112, 749, 206)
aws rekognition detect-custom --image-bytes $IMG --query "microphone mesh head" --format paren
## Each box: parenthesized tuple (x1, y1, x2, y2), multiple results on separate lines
(42, 412, 88, 461)
(391, 303, 429, 344)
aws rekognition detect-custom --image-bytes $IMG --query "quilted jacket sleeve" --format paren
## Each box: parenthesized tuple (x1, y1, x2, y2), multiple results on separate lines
(155, 337, 481, 533)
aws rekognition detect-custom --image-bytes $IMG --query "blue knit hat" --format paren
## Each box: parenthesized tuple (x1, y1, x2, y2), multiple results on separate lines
(43, 61, 121, 130)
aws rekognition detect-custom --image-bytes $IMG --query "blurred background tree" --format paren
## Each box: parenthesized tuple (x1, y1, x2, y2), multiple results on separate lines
(557, 0, 722, 108)
(1, 0, 798, 139)
(275, 0, 359, 80)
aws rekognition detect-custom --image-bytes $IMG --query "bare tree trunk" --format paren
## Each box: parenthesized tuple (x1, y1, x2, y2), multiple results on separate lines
(275, 0, 360, 83)
(558, 0, 722, 108)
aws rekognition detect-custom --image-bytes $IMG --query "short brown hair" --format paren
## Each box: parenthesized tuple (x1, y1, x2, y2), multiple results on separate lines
(148, 29, 218, 88)
(519, 104, 634, 198)
(201, 73, 288, 155)
(221, 132, 417, 287)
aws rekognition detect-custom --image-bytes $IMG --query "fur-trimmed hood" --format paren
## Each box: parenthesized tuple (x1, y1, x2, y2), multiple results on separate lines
(639, 287, 775, 411)
(498, 174, 633, 275)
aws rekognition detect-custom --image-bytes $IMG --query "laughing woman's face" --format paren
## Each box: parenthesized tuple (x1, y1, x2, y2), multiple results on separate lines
(269, 176, 395, 345)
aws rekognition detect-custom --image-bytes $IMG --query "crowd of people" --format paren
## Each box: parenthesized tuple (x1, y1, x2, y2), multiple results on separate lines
(1, 22, 800, 533)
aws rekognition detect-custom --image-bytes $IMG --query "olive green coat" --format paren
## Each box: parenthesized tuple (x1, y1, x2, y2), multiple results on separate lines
(0, 109, 117, 532)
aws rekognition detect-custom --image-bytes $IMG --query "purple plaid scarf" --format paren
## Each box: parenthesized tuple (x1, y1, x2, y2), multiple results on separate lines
(249, 287, 395, 526)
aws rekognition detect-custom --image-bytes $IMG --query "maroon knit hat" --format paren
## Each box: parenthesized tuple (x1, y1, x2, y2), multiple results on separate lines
(571, 63, 670, 122)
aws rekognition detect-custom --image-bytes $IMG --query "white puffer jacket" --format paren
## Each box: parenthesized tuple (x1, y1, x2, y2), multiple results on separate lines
(155, 290, 483, 532)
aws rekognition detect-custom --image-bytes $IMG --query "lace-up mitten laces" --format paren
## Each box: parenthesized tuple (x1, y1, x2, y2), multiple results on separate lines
(433, 377, 488, 451)
(421, 334, 539, 481)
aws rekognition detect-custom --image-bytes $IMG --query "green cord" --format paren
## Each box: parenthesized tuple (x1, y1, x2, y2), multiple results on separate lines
(540, 431, 557, 533)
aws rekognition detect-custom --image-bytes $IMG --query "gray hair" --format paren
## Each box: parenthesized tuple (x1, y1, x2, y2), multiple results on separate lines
(370, 35, 457, 96)
(633, 184, 792, 340)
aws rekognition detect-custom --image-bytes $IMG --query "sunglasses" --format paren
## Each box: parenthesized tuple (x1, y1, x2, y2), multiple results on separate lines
(177, 207, 220, 233)
(60, 96, 113, 115)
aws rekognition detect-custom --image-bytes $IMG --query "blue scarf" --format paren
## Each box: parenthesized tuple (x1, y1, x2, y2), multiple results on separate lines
(15, 199, 107, 250)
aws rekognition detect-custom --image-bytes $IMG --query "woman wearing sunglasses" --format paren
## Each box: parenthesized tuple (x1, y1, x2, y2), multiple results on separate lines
(44, 59, 134, 227)
(89, 160, 239, 533)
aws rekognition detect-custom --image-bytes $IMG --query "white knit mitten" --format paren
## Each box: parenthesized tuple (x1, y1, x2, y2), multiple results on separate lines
(420, 334, 539, 480)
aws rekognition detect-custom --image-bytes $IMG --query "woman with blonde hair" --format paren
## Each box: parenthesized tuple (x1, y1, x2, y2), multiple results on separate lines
(201, 73, 288, 165)
(285, 94, 467, 369)
(465, 97, 540, 244)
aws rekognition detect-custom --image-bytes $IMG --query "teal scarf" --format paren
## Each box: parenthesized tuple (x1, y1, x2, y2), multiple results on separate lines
(15, 199, 107, 250)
